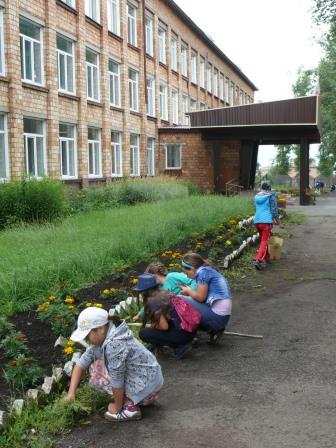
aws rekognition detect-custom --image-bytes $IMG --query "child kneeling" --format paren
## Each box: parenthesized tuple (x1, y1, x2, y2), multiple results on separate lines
(65, 307, 163, 422)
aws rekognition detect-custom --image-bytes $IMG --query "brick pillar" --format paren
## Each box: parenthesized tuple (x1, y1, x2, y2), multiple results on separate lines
(45, 0, 60, 178)
(5, 0, 24, 179)
(76, 1, 88, 182)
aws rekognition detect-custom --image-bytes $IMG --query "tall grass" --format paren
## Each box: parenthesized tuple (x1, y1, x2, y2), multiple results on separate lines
(0, 195, 253, 316)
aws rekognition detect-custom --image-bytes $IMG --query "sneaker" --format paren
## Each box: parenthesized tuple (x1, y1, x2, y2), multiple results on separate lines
(104, 407, 142, 422)
(208, 329, 225, 345)
(254, 260, 262, 270)
(170, 343, 192, 360)
(265, 259, 272, 265)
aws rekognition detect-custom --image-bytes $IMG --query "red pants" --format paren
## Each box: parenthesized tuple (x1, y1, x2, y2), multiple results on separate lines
(255, 223, 272, 261)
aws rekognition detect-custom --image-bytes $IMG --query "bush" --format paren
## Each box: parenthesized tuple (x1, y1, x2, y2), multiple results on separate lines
(0, 178, 66, 229)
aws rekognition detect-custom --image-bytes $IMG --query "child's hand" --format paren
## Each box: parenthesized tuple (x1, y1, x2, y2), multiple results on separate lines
(132, 314, 141, 322)
(180, 285, 190, 296)
(63, 392, 76, 402)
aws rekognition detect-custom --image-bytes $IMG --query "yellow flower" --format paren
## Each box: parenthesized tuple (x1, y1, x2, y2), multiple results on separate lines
(131, 278, 138, 285)
(37, 302, 49, 312)
(48, 295, 56, 302)
(110, 288, 117, 293)
(64, 347, 74, 355)
(67, 340, 75, 347)
(67, 305, 74, 310)
(64, 296, 75, 304)
(103, 289, 110, 295)
(94, 303, 103, 308)
(225, 240, 232, 246)
(85, 302, 92, 307)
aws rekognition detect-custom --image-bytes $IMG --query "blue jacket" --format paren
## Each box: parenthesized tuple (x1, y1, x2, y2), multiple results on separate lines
(253, 192, 279, 224)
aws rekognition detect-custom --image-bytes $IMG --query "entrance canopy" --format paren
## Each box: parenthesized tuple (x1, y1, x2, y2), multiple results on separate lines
(188, 96, 321, 204)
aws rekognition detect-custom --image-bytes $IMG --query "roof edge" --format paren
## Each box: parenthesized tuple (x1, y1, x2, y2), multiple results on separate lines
(165, 0, 258, 91)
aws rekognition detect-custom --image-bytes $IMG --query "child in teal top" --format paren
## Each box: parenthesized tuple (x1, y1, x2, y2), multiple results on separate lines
(133, 262, 197, 321)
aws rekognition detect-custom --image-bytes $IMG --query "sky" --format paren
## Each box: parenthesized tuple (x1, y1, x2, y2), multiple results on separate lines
(175, 0, 324, 166)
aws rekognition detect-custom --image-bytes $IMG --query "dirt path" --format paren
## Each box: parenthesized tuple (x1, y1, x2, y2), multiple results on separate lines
(56, 195, 336, 448)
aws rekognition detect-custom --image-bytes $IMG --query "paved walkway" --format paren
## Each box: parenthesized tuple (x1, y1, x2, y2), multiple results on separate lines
(56, 195, 336, 448)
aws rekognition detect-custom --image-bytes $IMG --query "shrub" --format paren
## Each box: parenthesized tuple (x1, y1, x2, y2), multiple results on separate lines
(0, 178, 66, 229)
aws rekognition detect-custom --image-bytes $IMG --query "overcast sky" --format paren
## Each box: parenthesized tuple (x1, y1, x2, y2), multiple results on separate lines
(175, 0, 323, 166)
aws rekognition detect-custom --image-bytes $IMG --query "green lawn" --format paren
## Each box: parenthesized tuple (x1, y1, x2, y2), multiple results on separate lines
(0, 195, 253, 316)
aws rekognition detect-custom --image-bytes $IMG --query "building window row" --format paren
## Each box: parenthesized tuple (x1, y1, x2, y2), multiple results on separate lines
(0, 114, 160, 180)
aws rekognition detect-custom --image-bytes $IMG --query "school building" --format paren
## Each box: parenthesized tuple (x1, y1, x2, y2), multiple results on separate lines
(0, 0, 257, 189)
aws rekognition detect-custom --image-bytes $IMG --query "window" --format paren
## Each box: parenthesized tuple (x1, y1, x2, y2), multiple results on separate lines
(219, 73, 224, 101)
(111, 131, 122, 177)
(158, 27, 166, 64)
(190, 98, 197, 112)
(200, 56, 205, 88)
(0, 7, 5, 76)
(172, 88, 179, 124)
(107, 0, 120, 35)
(130, 134, 140, 176)
(0, 114, 8, 180)
(24, 118, 46, 178)
(146, 76, 155, 117)
(60, 123, 77, 179)
(147, 137, 155, 176)
(57, 34, 75, 94)
(207, 62, 212, 93)
(235, 86, 239, 104)
(20, 17, 43, 85)
(61, 0, 76, 7)
(86, 48, 100, 101)
(240, 89, 244, 105)
(171, 35, 178, 71)
(166, 144, 181, 169)
(191, 51, 197, 84)
(182, 95, 189, 126)
(145, 15, 153, 56)
(128, 68, 138, 111)
(85, 0, 100, 22)
(213, 69, 218, 97)
(181, 42, 188, 77)
(127, 3, 137, 46)
(230, 81, 234, 105)
(159, 83, 168, 121)
(200, 102, 205, 111)
(88, 127, 101, 177)
(225, 77, 229, 103)
(109, 59, 120, 107)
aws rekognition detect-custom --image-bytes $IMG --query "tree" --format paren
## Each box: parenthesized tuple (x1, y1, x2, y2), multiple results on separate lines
(313, 0, 336, 24)
(273, 145, 292, 175)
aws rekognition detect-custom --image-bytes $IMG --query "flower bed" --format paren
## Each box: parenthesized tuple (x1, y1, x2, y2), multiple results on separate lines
(0, 211, 259, 432)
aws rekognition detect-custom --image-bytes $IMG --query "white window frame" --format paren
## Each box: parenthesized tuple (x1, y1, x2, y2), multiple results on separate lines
(147, 137, 155, 177)
(111, 130, 123, 177)
(230, 81, 234, 106)
(0, 7, 5, 76)
(57, 34, 76, 95)
(20, 17, 44, 86)
(182, 95, 189, 126)
(127, 3, 137, 47)
(200, 102, 205, 111)
(181, 42, 188, 77)
(23, 118, 47, 178)
(0, 114, 9, 181)
(190, 98, 197, 113)
(240, 89, 244, 105)
(165, 144, 181, 170)
(190, 51, 197, 84)
(225, 77, 229, 103)
(207, 62, 212, 93)
(128, 68, 139, 112)
(171, 88, 179, 124)
(213, 69, 219, 97)
(86, 47, 100, 102)
(59, 123, 77, 179)
(158, 27, 166, 64)
(107, 0, 120, 36)
(88, 127, 102, 178)
(109, 59, 121, 107)
(159, 83, 168, 121)
(146, 76, 155, 117)
(171, 36, 178, 72)
(61, 0, 76, 7)
(130, 133, 140, 177)
(145, 14, 153, 56)
(200, 56, 205, 88)
(219, 73, 224, 101)
(85, 0, 100, 23)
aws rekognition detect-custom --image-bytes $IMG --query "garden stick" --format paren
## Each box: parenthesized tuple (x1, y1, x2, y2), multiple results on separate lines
(224, 331, 264, 339)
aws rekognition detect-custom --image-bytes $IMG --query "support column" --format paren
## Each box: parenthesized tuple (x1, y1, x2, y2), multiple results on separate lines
(300, 136, 310, 205)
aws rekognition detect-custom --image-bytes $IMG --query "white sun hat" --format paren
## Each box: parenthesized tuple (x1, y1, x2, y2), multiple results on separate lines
(71, 307, 109, 342)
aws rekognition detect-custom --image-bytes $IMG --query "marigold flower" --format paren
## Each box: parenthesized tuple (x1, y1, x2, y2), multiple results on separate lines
(94, 303, 103, 308)
(17, 335, 26, 342)
(9, 361, 17, 367)
(67, 340, 75, 347)
(48, 295, 56, 302)
(64, 296, 75, 304)
(64, 347, 74, 355)
(103, 289, 110, 295)
(37, 302, 49, 312)
(225, 240, 232, 246)
(67, 305, 74, 310)
(131, 278, 138, 285)
(85, 302, 93, 307)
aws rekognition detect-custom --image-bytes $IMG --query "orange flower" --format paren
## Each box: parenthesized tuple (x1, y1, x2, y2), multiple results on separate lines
(17, 335, 26, 342)
(9, 361, 17, 367)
